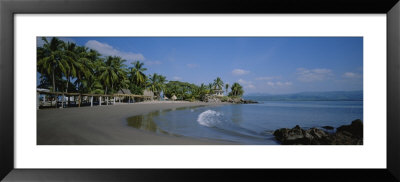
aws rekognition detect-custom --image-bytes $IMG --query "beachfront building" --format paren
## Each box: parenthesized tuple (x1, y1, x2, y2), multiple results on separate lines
(143, 89, 154, 101)
(171, 95, 177, 101)
(37, 88, 53, 109)
(116, 88, 132, 103)
(117, 88, 131, 95)
(212, 88, 224, 96)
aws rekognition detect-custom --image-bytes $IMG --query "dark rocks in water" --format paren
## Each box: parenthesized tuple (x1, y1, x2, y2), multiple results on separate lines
(242, 99, 258, 104)
(330, 119, 363, 145)
(322, 126, 334, 130)
(273, 125, 330, 145)
(223, 97, 258, 104)
(336, 119, 363, 139)
(273, 119, 363, 145)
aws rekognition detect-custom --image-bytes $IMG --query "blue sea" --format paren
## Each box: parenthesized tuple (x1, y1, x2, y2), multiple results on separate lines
(127, 98, 363, 145)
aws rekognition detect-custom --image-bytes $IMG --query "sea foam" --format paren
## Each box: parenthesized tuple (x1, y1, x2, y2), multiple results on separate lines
(197, 110, 223, 127)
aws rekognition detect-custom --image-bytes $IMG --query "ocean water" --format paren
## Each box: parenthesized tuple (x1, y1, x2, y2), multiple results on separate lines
(127, 100, 363, 145)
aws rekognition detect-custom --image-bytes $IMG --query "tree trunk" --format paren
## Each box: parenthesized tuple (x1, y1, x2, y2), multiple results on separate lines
(78, 94, 81, 107)
(52, 68, 56, 92)
(66, 76, 70, 107)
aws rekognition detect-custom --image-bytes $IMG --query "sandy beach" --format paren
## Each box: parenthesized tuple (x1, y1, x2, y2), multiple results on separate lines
(37, 101, 235, 145)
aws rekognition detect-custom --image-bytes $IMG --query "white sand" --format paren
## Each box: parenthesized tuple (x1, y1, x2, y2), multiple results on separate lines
(37, 102, 235, 145)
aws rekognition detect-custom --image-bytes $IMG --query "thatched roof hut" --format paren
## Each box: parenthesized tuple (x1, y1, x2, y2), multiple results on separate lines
(117, 88, 132, 95)
(143, 89, 154, 100)
(171, 95, 177, 101)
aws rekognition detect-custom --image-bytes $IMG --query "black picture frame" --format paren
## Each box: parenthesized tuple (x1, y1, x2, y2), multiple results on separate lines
(1, 0, 399, 181)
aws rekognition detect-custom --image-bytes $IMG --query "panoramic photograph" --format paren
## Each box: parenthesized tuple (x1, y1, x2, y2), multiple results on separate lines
(36, 37, 363, 145)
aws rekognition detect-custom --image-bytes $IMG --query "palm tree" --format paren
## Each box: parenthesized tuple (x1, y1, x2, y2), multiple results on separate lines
(129, 61, 147, 86)
(181, 86, 188, 100)
(147, 73, 167, 100)
(37, 37, 251, 105)
(199, 83, 207, 94)
(169, 84, 180, 99)
(72, 47, 100, 106)
(229, 82, 244, 97)
(213, 77, 224, 90)
(198, 83, 208, 100)
(225, 83, 229, 95)
(113, 58, 129, 92)
(63, 42, 79, 92)
(63, 42, 84, 106)
(74, 47, 95, 93)
(147, 73, 160, 99)
(208, 83, 213, 94)
(98, 56, 127, 94)
(84, 57, 105, 94)
(37, 37, 69, 92)
(158, 74, 167, 92)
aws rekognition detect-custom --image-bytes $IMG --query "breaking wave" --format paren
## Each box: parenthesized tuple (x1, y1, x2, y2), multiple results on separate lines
(197, 110, 224, 127)
(196, 110, 267, 139)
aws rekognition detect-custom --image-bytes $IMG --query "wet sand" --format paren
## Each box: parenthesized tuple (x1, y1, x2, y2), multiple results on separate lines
(37, 102, 235, 145)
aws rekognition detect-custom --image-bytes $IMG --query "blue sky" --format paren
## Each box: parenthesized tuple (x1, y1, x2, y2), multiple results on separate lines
(37, 37, 363, 95)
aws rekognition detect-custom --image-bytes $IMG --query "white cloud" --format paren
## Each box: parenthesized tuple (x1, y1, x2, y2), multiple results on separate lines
(186, 64, 198, 68)
(343, 72, 362, 79)
(238, 79, 255, 89)
(247, 85, 256, 89)
(232, 69, 250, 76)
(238, 79, 248, 84)
(256, 76, 280, 81)
(85, 40, 145, 62)
(266, 81, 275, 87)
(296, 68, 333, 82)
(277, 81, 292, 86)
(172, 76, 182, 81)
(266, 81, 292, 87)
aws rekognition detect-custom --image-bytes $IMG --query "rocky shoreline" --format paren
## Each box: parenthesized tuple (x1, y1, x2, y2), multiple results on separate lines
(204, 95, 258, 104)
(225, 98, 258, 104)
(273, 119, 363, 145)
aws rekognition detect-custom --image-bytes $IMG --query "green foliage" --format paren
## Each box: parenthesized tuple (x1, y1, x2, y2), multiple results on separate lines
(164, 81, 200, 100)
(220, 96, 229, 102)
(146, 73, 167, 100)
(98, 56, 129, 94)
(213, 77, 224, 90)
(229, 82, 244, 97)
(37, 38, 135, 95)
(37, 37, 239, 103)
(129, 84, 144, 95)
(129, 61, 147, 86)
(37, 37, 70, 92)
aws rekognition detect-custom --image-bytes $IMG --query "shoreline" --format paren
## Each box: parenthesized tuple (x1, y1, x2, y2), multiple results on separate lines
(37, 101, 235, 145)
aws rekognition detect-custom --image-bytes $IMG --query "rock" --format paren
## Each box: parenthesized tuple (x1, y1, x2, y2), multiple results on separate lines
(273, 125, 328, 145)
(243, 100, 258, 104)
(322, 126, 334, 130)
(211, 96, 258, 104)
(330, 132, 362, 145)
(336, 119, 363, 139)
(273, 119, 363, 145)
(308, 128, 328, 139)
(203, 95, 222, 103)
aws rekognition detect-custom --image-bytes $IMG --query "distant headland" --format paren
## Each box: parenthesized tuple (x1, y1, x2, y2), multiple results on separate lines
(244, 90, 363, 101)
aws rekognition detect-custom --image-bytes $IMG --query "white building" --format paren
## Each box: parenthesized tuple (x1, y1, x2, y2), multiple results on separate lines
(212, 89, 224, 96)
